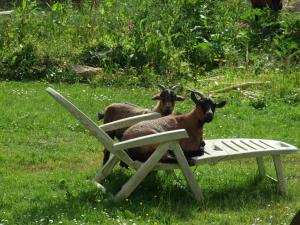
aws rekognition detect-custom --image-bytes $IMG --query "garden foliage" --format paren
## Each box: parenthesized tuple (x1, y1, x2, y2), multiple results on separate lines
(0, 0, 299, 85)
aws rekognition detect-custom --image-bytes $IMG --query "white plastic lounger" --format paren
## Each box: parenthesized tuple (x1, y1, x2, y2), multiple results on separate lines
(47, 87, 298, 202)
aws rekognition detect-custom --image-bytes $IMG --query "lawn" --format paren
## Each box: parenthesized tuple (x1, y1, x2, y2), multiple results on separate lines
(0, 81, 299, 225)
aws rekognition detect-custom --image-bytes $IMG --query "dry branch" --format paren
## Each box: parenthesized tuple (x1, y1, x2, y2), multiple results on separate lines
(210, 81, 270, 94)
(0, 10, 14, 16)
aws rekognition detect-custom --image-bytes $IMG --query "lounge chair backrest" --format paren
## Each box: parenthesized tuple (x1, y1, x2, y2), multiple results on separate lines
(46, 87, 114, 150)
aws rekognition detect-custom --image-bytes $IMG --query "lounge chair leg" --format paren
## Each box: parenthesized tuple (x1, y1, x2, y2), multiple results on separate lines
(256, 157, 266, 177)
(114, 144, 169, 201)
(272, 155, 287, 195)
(95, 156, 119, 183)
(172, 144, 204, 202)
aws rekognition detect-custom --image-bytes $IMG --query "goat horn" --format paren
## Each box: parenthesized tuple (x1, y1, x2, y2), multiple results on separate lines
(186, 89, 205, 99)
(171, 84, 180, 90)
(158, 84, 166, 90)
(192, 90, 205, 99)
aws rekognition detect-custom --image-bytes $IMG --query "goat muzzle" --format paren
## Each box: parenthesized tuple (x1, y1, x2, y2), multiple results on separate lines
(204, 113, 213, 123)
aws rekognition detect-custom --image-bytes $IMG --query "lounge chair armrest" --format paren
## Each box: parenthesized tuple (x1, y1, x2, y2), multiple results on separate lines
(113, 129, 188, 151)
(99, 112, 161, 132)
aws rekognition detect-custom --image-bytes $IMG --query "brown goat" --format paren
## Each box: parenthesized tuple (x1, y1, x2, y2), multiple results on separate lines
(250, 0, 282, 11)
(99, 84, 185, 165)
(122, 90, 226, 164)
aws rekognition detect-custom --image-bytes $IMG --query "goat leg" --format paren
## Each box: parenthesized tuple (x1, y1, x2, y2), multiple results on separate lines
(102, 132, 115, 166)
(102, 149, 110, 165)
(160, 151, 178, 164)
(161, 152, 196, 166)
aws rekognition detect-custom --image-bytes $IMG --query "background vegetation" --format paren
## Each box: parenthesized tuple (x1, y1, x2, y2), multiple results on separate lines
(0, 0, 299, 86)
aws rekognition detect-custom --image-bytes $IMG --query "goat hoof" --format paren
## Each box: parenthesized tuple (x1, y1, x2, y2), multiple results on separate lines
(188, 159, 196, 166)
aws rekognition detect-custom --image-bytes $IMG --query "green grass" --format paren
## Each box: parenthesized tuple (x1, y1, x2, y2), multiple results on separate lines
(0, 80, 299, 225)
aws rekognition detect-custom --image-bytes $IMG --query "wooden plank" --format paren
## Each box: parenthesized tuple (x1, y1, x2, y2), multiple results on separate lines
(99, 112, 161, 132)
(0, 10, 14, 16)
(272, 155, 288, 195)
(172, 143, 204, 202)
(114, 143, 169, 201)
(114, 129, 188, 151)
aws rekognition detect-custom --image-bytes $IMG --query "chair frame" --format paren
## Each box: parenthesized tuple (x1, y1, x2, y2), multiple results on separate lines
(47, 87, 204, 201)
(47, 87, 298, 202)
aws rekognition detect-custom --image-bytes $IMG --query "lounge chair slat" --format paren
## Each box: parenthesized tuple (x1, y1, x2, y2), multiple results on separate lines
(236, 140, 258, 151)
(258, 140, 276, 149)
(239, 139, 261, 150)
(223, 140, 248, 152)
(203, 142, 227, 155)
(230, 140, 249, 151)
(249, 139, 267, 149)
(218, 141, 240, 154)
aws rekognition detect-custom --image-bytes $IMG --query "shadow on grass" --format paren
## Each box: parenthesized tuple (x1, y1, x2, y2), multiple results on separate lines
(20, 168, 287, 224)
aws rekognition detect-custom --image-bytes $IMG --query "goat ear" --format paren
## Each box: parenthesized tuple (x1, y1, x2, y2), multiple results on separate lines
(191, 92, 198, 104)
(176, 95, 185, 101)
(215, 101, 226, 108)
(152, 94, 161, 100)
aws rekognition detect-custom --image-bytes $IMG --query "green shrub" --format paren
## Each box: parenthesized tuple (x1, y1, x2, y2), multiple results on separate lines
(0, 0, 299, 85)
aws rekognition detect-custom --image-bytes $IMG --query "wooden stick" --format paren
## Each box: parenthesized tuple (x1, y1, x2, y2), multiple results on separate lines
(266, 174, 278, 182)
(210, 81, 271, 94)
(0, 10, 14, 16)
